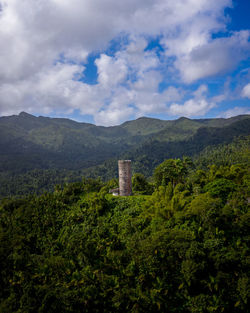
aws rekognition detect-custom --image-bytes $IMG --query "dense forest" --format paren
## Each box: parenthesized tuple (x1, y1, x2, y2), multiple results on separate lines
(0, 134, 249, 199)
(0, 113, 250, 198)
(0, 141, 249, 312)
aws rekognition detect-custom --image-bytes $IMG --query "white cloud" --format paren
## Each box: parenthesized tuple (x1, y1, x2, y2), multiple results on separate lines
(175, 31, 250, 83)
(219, 106, 250, 118)
(95, 54, 128, 88)
(0, 0, 249, 124)
(0, 63, 86, 116)
(169, 84, 215, 116)
(169, 98, 215, 116)
(95, 106, 135, 126)
(242, 83, 250, 99)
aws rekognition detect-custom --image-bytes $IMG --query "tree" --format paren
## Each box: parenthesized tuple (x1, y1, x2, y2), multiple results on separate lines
(204, 178, 237, 204)
(154, 158, 189, 187)
(132, 173, 153, 195)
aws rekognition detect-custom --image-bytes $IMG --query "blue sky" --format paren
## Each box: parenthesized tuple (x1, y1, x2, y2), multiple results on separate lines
(0, 0, 249, 125)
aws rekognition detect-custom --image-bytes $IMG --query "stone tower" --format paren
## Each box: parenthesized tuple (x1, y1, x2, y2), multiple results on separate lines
(118, 160, 132, 196)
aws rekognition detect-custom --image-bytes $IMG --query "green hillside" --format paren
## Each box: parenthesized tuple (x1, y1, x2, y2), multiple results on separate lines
(0, 112, 249, 198)
(122, 118, 250, 176)
(121, 117, 169, 135)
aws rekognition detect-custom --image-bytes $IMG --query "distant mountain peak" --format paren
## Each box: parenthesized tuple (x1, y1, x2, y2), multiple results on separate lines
(136, 116, 154, 120)
(19, 112, 35, 118)
(177, 117, 191, 121)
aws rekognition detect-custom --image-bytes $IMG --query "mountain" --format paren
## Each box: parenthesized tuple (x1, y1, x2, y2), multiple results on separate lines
(0, 112, 249, 197)
(80, 119, 250, 180)
(125, 118, 250, 173)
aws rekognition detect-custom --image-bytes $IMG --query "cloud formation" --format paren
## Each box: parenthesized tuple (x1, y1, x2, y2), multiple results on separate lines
(173, 31, 250, 83)
(219, 106, 250, 118)
(242, 83, 250, 99)
(169, 85, 216, 117)
(0, 0, 249, 125)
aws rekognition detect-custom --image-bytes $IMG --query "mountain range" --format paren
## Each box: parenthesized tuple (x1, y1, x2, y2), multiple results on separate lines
(0, 112, 249, 197)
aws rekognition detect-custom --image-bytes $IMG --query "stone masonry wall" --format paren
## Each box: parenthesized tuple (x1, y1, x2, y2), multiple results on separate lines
(118, 160, 132, 196)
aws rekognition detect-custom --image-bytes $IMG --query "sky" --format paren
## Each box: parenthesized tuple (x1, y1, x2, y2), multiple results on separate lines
(0, 0, 249, 126)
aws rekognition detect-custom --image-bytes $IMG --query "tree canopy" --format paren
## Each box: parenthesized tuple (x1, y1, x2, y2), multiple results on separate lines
(0, 156, 249, 312)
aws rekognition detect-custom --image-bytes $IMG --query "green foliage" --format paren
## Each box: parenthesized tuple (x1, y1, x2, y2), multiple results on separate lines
(0, 113, 249, 198)
(204, 178, 237, 203)
(153, 158, 192, 187)
(195, 135, 250, 168)
(0, 156, 249, 312)
(132, 173, 153, 195)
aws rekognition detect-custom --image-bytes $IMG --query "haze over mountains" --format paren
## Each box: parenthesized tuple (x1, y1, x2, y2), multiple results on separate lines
(0, 112, 250, 197)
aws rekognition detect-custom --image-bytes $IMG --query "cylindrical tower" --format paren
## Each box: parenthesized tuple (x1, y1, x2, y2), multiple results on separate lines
(118, 160, 132, 196)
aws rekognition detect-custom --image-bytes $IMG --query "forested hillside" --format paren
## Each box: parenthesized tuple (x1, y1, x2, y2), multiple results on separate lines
(0, 113, 249, 198)
(0, 154, 249, 312)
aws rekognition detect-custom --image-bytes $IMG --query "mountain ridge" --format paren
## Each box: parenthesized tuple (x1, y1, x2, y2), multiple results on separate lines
(2, 111, 249, 128)
(0, 112, 249, 197)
